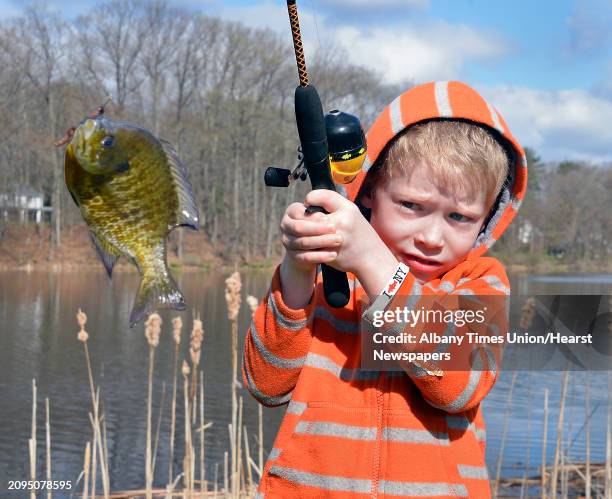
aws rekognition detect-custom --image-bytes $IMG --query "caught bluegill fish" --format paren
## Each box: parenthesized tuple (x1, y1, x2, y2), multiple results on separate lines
(63, 116, 199, 327)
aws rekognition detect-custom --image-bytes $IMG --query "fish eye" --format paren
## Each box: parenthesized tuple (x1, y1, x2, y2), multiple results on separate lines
(101, 136, 114, 148)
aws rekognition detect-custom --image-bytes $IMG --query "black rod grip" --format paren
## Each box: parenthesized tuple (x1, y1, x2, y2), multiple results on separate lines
(321, 264, 351, 308)
(294, 84, 349, 308)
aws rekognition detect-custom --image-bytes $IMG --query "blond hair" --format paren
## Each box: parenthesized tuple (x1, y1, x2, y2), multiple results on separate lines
(365, 120, 509, 206)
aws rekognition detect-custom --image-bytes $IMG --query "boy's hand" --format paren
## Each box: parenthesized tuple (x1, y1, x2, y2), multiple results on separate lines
(304, 190, 396, 281)
(280, 201, 342, 273)
(279, 201, 343, 309)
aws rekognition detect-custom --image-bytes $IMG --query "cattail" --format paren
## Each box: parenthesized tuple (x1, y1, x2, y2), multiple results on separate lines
(190, 318, 204, 367)
(226, 273, 242, 497)
(144, 312, 162, 499)
(172, 316, 182, 345)
(224, 272, 242, 321)
(520, 297, 536, 330)
(168, 315, 183, 487)
(189, 317, 204, 407)
(246, 295, 259, 315)
(144, 313, 162, 347)
(77, 309, 89, 342)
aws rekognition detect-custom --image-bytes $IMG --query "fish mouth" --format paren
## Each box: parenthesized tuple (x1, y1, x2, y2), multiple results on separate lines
(81, 119, 99, 140)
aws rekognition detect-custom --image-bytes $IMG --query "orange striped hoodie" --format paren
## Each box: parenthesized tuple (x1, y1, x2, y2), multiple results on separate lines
(243, 81, 527, 498)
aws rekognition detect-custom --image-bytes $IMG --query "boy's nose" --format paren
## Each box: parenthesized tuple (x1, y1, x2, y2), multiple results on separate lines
(414, 223, 443, 249)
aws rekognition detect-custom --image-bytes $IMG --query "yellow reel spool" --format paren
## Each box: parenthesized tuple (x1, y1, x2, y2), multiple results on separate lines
(330, 147, 367, 184)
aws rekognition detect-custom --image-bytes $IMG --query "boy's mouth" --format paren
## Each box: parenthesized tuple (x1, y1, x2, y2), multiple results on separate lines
(402, 253, 443, 274)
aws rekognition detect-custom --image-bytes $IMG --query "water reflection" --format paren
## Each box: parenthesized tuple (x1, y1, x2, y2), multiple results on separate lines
(0, 269, 610, 492)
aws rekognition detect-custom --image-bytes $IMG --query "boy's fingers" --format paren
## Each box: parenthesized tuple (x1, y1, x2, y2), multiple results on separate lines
(283, 233, 342, 251)
(287, 202, 326, 221)
(281, 217, 336, 237)
(304, 189, 346, 214)
(291, 249, 337, 265)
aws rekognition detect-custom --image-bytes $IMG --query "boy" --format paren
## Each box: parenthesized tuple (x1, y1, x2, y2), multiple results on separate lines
(243, 81, 527, 498)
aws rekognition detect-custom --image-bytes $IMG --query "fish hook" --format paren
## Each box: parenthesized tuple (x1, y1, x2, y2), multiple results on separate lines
(54, 95, 113, 147)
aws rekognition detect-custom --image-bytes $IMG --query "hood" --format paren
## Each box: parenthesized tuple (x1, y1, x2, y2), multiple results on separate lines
(340, 80, 527, 261)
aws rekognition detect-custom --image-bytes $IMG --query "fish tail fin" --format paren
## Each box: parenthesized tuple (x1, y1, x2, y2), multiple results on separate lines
(129, 272, 186, 328)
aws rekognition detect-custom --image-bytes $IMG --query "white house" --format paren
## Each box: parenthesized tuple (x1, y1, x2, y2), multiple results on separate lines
(0, 184, 51, 223)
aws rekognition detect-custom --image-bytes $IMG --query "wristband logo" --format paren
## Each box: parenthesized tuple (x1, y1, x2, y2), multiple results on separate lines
(381, 264, 409, 299)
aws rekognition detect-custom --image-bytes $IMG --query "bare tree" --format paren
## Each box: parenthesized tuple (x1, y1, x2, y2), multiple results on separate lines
(13, 7, 69, 255)
(74, 0, 146, 113)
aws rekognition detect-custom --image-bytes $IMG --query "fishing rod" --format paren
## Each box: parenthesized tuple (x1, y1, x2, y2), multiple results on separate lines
(264, 0, 367, 308)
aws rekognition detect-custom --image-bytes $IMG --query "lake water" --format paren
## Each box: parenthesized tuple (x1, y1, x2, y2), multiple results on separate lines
(0, 269, 610, 496)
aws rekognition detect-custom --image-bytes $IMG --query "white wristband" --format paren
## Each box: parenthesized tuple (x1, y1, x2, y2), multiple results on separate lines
(380, 262, 410, 298)
(362, 262, 410, 320)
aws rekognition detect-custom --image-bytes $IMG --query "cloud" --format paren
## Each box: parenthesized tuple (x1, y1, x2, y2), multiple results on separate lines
(313, 0, 428, 22)
(209, 2, 511, 86)
(483, 85, 612, 163)
(333, 21, 509, 85)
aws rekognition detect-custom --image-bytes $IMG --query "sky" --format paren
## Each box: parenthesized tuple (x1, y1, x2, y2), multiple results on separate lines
(1, 0, 611, 163)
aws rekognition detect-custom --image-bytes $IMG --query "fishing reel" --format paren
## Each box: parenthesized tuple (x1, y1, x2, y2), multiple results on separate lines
(264, 110, 367, 188)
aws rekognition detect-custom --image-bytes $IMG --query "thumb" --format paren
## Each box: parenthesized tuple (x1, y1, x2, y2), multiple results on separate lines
(305, 189, 346, 214)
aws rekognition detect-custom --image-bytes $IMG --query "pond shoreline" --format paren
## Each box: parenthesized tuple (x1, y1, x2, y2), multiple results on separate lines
(1, 224, 610, 274)
(1, 258, 609, 276)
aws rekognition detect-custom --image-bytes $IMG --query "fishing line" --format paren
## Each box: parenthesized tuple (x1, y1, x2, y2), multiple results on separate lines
(304, 0, 327, 95)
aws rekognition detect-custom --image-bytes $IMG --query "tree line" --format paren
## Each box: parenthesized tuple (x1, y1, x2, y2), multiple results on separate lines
(0, 0, 609, 266)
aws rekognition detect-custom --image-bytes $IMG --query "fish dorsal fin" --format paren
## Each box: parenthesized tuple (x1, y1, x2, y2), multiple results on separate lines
(160, 139, 200, 230)
(90, 231, 121, 278)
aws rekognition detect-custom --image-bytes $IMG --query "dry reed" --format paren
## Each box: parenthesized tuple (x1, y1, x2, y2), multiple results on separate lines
(181, 360, 194, 496)
(214, 462, 219, 496)
(493, 370, 518, 497)
(225, 272, 242, 498)
(169, 316, 183, 487)
(153, 382, 166, 474)
(243, 424, 253, 494)
(585, 371, 591, 499)
(541, 388, 549, 497)
(144, 312, 162, 499)
(88, 389, 100, 499)
(550, 370, 571, 497)
(199, 369, 205, 495)
(223, 451, 228, 495)
(29, 378, 36, 499)
(82, 441, 91, 499)
(45, 397, 51, 499)
(520, 373, 532, 499)
(76, 308, 110, 498)
(190, 316, 203, 409)
(606, 372, 612, 497)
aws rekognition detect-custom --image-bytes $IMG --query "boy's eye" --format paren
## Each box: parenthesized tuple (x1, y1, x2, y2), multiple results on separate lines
(449, 212, 471, 222)
(400, 201, 421, 211)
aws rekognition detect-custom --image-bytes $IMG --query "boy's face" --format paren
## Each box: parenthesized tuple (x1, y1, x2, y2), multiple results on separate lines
(361, 163, 490, 282)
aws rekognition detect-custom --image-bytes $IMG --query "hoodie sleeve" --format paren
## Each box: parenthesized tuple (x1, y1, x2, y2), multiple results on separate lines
(241, 265, 317, 407)
(362, 257, 509, 414)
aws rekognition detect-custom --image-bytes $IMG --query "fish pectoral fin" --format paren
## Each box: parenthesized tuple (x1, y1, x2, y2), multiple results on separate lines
(129, 272, 186, 328)
(160, 139, 200, 230)
(90, 232, 122, 278)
